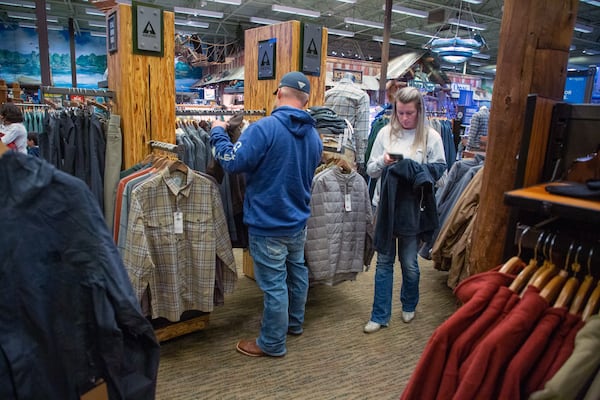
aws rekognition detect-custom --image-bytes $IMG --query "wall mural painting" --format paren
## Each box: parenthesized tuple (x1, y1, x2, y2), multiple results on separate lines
(0, 26, 203, 92)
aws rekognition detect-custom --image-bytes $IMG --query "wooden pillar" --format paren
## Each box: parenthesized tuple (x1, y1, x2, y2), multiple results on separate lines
(11, 83, 21, 102)
(244, 21, 327, 120)
(0, 80, 7, 104)
(469, 0, 579, 273)
(107, 4, 175, 169)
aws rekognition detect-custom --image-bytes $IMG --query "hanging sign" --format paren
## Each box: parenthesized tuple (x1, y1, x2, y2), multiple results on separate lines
(107, 11, 118, 53)
(301, 23, 322, 76)
(132, 1, 164, 56)
(258, 39, 276, 80)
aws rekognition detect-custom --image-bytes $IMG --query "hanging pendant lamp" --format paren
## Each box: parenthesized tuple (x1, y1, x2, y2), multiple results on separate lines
(428, 1, 486, 63)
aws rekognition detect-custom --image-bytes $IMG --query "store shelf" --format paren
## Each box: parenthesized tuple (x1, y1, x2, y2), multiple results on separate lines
(504, 182, 600, 224)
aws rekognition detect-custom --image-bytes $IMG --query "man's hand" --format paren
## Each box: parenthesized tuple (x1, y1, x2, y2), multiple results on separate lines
(211, 120, 229, 131)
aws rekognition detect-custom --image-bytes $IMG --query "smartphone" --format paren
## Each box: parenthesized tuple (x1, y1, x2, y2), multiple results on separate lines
(389, 152, 404, 161)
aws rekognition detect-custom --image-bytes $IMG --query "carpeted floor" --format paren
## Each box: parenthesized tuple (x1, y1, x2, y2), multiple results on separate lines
(155, 250, 457, 400)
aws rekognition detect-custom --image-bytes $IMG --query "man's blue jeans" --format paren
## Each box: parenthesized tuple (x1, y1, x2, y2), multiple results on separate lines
(249, 228, 308, 356)
(370, 235, 420, 325)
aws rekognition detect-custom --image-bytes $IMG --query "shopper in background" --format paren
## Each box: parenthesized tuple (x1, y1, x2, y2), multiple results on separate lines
(210, 71, 323, 357)
(27, 132, 40, 157)
(0, 102, 27, 154)
(466, 105, 490, 151)
(324, 72, 370, 177)
(364, 86, 446, 333)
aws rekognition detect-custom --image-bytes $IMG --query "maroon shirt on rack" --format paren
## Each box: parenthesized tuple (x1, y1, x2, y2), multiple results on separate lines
(400, 269, 516, 400)
(498, 306, 568, 400)
(524, 312, 583, 394)
(453, 286, 549, 400)
(436, 285, 520, 400)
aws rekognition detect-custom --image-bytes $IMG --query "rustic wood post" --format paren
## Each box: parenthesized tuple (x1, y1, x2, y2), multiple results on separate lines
(469, 0, 579, 273)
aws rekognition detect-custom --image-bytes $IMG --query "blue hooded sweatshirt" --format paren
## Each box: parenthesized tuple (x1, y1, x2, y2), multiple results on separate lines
(210, 106, 323, 236)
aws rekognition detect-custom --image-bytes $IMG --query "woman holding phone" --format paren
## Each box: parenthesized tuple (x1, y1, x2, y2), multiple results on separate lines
(363, 86, 446, 333)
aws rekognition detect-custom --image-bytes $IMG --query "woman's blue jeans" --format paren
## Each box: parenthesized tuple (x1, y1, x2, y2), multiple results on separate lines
(370, 235, 420, 325)
(249, 228, 308, 356)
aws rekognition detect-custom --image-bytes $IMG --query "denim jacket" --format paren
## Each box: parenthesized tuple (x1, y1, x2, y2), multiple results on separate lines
(0, 152, 159, 400)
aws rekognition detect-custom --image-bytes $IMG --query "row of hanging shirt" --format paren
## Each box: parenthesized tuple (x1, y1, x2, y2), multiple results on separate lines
(402, 236, 600, 400)
(21, 104, 111, 211)
(115, 153, 237, 322)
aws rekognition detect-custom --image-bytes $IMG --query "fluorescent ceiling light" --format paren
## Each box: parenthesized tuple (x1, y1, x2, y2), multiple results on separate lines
(404, 28, 437, 38)
(271, 4, 320, 18)
(447, 18, 487, 31)
(468, 61, 483, 66)
(570, 45, 576, 51)
(7, 12, 58, 23)
(249, 17, 282, 25)
(47, 25, 63, 31)
(90, 31, 107, 37)
(18, 22, 36, 29)
(175, 19, 210, 28)
(174, 6, 223, 19)
(327, 28, 354, 37)
(462, 0, 483, 4)
(372, 35, 406, 46)
(88, 21, 107, 28)
(85, 8, 105, 16)
(470, 70, 486, 74)
(583, 49, 600, 55)
(211, 0, 242, 5)
(581, 0, 600, 5)
(344, 17, 383, 30)
(472, 52, 491, 60)
(389, 5, 428, 18)
(574, 22, 594, 33)
(0, 1, 50, 9)
(336, 0, 356, 3)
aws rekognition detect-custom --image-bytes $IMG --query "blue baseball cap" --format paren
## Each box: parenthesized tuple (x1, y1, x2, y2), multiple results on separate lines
(274, 71, 311, 95)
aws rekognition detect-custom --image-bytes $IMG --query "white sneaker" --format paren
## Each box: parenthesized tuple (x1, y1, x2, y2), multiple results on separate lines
(363, 321, 386, 333)
(402, 311, 415, 323)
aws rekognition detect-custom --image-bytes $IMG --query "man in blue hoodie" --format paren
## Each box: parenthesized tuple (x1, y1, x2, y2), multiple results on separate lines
(210, 71, 323, 357)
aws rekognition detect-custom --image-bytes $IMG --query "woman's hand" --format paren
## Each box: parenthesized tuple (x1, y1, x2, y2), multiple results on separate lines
(383, 152, 398, 165)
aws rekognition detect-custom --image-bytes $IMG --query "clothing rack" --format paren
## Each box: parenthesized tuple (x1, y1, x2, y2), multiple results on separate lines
(13, 103, 49, 108)
(40, 86, 116, 101)
(148, 140, 184, 161)
(515, 223, 598, 275)
(175, 108, 265, 116)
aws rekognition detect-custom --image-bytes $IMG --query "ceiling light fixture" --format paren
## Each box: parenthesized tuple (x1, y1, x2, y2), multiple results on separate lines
(0, 1, 50, 9)
(428, 1, 486, 63)
(88, 21, 107, 28)
(85, 8, 105, 16)
(404, 28, 437, 38)
(327, 28, 355, 37)
(90, 31, 107, 37)
(471, 52, 490, 59)
(574, 22, 594, 34)
(336, 0, 356, 3)
(249, 17, 282, 25)
(389, 5, 428, 19)
(18, 22, 37, 29)
(7, 11, 58, 23)
(271, 5, 320, 18)
(344, 17, 383, 30)
(581, 0, 600, 6)
(174, 6, 223, 19)
(461, 0, 483, 4)
(372, 35, 406, 46)
(447, 17, 487, 31)
(583, 49, 600, 55)
(211, 0, 242, 5)
(174, 19, 210, 29)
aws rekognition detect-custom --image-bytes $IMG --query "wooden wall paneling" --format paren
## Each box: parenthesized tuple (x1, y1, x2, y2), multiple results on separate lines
(244, 21, 327, 122)
(107, 4, 175, 169)
(469, 0, 578, 274)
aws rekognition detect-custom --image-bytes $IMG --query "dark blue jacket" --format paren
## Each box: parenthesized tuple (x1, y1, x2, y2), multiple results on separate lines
(0, 152, 159, 400)
(374, 159, 446, 255)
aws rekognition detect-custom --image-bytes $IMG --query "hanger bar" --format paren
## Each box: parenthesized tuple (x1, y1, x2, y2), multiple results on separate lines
(175, 109, 266, 116)
(13, 103, 49, 108)
(40, 86, 115, 99)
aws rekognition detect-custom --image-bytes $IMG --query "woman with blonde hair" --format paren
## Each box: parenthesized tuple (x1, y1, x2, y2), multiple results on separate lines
(363, 86, 446, 333)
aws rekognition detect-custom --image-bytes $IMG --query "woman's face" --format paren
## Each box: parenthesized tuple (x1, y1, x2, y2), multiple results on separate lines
(395, 101, 419, 130)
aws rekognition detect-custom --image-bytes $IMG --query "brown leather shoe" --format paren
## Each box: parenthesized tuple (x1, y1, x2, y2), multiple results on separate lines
(236, 339, 266, 357)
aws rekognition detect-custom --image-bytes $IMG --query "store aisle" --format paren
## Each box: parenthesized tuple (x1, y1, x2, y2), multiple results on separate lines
(156, 250, 456, 400)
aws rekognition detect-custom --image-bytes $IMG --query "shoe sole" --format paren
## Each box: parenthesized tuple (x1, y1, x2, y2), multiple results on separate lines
(236, 342, 286, 358)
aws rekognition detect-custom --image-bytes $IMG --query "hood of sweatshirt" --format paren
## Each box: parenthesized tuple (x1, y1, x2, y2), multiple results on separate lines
(271, 106, 316, 138)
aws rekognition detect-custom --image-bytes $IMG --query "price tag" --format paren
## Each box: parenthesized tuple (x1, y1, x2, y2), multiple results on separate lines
(174, 211, 184, 234)
(344, 193, 352, 212)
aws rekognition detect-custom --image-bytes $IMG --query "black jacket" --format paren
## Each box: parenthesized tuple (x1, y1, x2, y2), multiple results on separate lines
(374, 158, 446, 255)
(0, 152, 159, 400)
